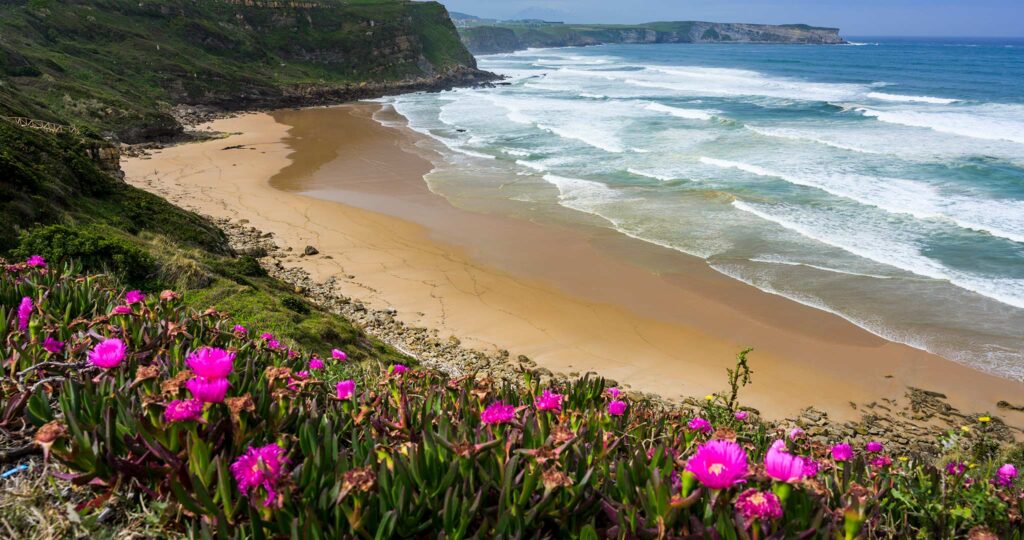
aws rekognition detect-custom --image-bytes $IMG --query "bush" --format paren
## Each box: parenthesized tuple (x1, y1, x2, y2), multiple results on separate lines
(281, 296, 310, 314)
(2, 260, 1023, 538)
(14, 225, 155, 287)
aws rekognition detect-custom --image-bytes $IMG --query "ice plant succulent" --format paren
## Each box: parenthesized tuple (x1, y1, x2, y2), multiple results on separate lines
(535, 389, 563, 412)
(764, 440, 805, 483)
(42, 336, 65, 354)
(17, 296, 33, 331)
(607, 387, 621, 399)
(481, 401, 515, 425)
(88, 338, 127, 369)
(734, 411, 749, 421)
(391, 364, 409, 375)
(993, 464, 1017, 487)
(331, 348, 348, 361)
(608, 400, 628, 416)
(735, 488, 783, 526)
(685, 439, 749, 490)
(688, 417, 712, 434)
(830, 443, 853, 462)
(231, 443, 288, 507)
(233, 324, 248, 335)
(186, 377, 230, 403)
(186, 347, 235, 379)
(164, 399, 203, 423)
(25, 255, 46, 268)
(125, 290, 145, 304)
(308, 357, 325, 370)
(336, 380, 356, 400)
(865, 441, 883, 453)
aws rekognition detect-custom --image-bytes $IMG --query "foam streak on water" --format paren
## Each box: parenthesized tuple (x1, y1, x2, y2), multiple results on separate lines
(379, 39, 1024, 379)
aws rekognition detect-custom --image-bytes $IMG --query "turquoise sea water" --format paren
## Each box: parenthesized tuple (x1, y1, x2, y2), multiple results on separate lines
(377, 38, 1024, 379)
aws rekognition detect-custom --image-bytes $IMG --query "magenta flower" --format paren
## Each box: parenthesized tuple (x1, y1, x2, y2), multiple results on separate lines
(125, 290, 145, 305)
(788, 427, 805, 441)
(865, 441, 883, 453)
(185, 347, 235, 379)
(764, 440, 805, 483)
(336, 380, 356, 400)
(734, 411, 749, 421)
(869, 455, 892, 469)
(17, 296, 33, 331)
(233, 325, 248, 335)
(802, 459, 820, 478)
(267, 339, 281, 350)
(42, 336, 65, 354)
(230, 443, 288, 507)
(735, 488, 783, 525)
(608, 400, 628, 416)
(260, 332, 274, 340)
(535, 390, 563, 412)
(830, 443, 853, 462)
(391, 364, 409, 375)
(88, 338, 127, 369)
(331, 348, 348, 361)
(945, 461, 967, 476)
(186, 377, 229, 403)
(685, 439, 749, 490)
(481, 401, 516, 425)
(688, 417, 712, 434)
(994, 464, 1018, 487)
(26, 255, 47, 268)
(111, 305, 132, 315)
(308, 358, 325, 370)
(164, 399, 203, 423)
(607, 387, 621, 399)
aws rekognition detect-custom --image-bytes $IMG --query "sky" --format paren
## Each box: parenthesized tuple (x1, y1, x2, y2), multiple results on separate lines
(434, 0, 1024, 37)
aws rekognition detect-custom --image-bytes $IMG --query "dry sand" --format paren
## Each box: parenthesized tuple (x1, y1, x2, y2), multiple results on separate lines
(122, 103, 1024, 424)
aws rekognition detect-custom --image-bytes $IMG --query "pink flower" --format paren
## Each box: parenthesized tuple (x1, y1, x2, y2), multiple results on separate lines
(26, 255, 46, 268)
(734, 411, 749, 421)
(186, 377, 229, 403)
(945, 462, 967, 476)
(295, 370, 310, 379)
(802, 459, 820, 478)
(830, 443, 853, 462)
(869, 455, 892, 469)
(308, 358, 325, 370)
(164, 399, 203, 423)
(994, 464, 1018, 487)
(230, 443, 288, 507)
(267, 339, 281, 350)
(391, 364, 409, 375)
(685, 439, 749, 490)
(111, 305, 132, 315)
(688, 417, 712, 434)
(88, 338, 127, 369)
(125, 290, 145, 305)
(233, 325, 248, 335)
(336, 380, 356, 400)
(331, 349, 348, 361)
(481, 401, 516, 425)
(42, 336, 64, 354)
(735, 488, 783, 525)
(607, 387, 621, 399)
(260, 332, 274, 340)
(764, 440, 805, 483)
(17, 296, 32, 331)
(535, 390, 563, 412)
(185, 347, 234, 379)
(788, 427, 805, 441)
(608, 400, 628, 416)
(159, 290, 179, 301)
(865, 441, 883, 453)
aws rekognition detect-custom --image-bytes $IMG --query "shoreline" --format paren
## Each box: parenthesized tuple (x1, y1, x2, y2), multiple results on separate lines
(121, 103, 1024, 434)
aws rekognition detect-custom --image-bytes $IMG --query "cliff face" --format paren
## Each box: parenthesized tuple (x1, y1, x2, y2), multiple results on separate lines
(460, 21, 844, 54)
(0, 0, 494, 142)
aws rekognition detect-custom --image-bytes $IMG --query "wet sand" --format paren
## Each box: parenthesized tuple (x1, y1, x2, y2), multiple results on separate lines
(122, 103, 1024, 425)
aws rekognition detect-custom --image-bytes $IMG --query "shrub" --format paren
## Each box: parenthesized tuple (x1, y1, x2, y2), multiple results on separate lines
(2, 259, 1022, 538)
(281, 296, 310, 314)
(14, 225, 155, 287)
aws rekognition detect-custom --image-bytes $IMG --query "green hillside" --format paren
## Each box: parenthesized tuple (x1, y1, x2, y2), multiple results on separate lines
(0, 0, 484, 141)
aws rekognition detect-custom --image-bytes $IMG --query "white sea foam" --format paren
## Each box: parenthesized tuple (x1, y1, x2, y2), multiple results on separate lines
(748, 257, 896, 280)
(731, 200, 1024, 309)
(627, 168, 677, 181)
(744, 125, 882, 154)
(866, 92, 958, 104)
(643, 102, 715, 121)
(537, 123, 624, 153)
(857, 106, 1024, 144)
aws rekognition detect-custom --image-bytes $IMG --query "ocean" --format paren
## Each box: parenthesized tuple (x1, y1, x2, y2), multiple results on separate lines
(375, 38, 1024, 380)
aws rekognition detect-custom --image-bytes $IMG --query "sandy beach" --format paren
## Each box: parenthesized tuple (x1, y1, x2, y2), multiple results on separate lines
(122, 103, 1024, 424)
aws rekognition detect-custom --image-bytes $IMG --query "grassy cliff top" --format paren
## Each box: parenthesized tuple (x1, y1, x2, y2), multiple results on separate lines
(0, 0, 476, 139)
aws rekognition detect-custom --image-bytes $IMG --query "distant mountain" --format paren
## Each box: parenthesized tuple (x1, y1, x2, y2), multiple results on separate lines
(459, 20, 845, 54)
